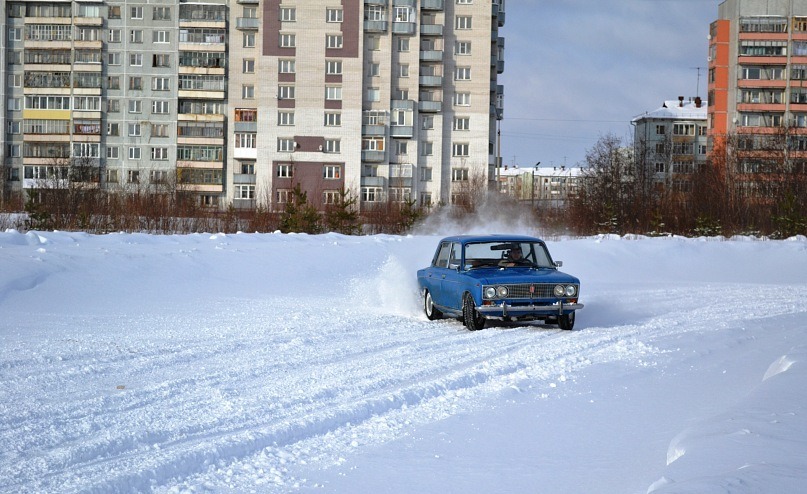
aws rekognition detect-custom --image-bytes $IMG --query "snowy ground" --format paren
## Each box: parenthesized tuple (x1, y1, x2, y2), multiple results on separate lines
(1, 229, 806, 493)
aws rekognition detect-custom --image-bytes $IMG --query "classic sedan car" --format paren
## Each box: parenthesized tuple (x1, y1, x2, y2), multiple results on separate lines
(417, 235, 584, 330)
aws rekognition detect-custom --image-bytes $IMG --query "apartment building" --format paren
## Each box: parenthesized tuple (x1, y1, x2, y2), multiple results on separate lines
(632, 97, 708, 193)
(708, 0, 807, 157)
(2, 0, 506, 212)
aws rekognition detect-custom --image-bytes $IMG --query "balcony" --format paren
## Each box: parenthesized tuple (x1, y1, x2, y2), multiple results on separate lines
(362, 124, 386, 136)
(390, 125, 414, 138)
(392, 0, 416, 6)
(362, 150, 386, 162)
(419, 75, 443, 87)
(392, 22, 416, 35)
(392, 99, 415, 110)
(418, 100, 442, 112)
(420, 23, 443, 36)
(361, 176, 387, 187)
(421, 0, 444, 10)
(420, 50, 443, 62)
(234, 122, 257, 132)
(364, 20, 388, 32)
(236, 17, 259, 30)
(233, 173, 256, 184)
(364, 0, 388, 5)
(497, 60, 504, 74)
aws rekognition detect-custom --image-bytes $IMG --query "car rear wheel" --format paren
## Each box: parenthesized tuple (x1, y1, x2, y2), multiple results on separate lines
(424, 290, 442, 320)
(558, 312, 575, 330)
(462, 293, 485, 331)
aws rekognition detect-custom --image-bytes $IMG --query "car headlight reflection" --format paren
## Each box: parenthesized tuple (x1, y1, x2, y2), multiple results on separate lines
(565, 285, 577, 297)
(484, 287, 497, 299)
(496, 286, 509, 298)
(553, 285, 565, 297)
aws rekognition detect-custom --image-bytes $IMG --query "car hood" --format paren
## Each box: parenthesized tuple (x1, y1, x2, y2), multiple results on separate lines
(464, 267, 580, 286)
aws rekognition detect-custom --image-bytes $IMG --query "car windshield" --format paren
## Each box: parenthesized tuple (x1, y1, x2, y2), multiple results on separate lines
(463, 241, 554, 269)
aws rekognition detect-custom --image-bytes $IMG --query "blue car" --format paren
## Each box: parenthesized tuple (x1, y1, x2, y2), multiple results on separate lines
(417, 235, 584, 330)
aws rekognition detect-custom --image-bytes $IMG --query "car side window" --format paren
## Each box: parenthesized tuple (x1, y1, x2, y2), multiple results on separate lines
(434, 243, 452, 268)
(448, 243, 462, 269)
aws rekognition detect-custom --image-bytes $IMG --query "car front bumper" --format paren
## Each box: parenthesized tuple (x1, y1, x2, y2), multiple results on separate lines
(476, 301, 584, 319)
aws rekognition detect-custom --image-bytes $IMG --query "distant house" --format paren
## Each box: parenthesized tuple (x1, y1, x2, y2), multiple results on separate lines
(631, 97, 709, 193)
(496, 165, 584, 208)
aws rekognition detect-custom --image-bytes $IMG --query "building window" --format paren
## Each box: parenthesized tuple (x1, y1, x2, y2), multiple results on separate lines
(454, 92, 471, 106)
(130, 30, 143, 43)
(455, 16, 472, 29)
(362, 187, 383, 202)
(129, 148, 141, 160)
(453, 117, 470, 131)
(279, 33, 295, 48)
(326, 34, 343, 49)
(398, 37, 410, 52)
(128, 123, 141, 136)
(323, 190, 339, 205)
(243, 59, 255, 73)
(325, 112, 342, 127)
(278, 85, 295, 100)
(367, 87, 381, 102)
(367, 36, 380, 51)
(153, 6, 171, 20)
(152, 123, 169, 137)
(151, 101, 169, 114)
(455, 41, 472, 55)
(152, 77, 170, 91)
(277, 164, 293, 178)
(422, 141, 434, 156)
(278, 111, 295, 126)
(455, 67, 471, 81)
(278, 138, 295, 152)
(673, 124, 695, 136)
(107, 147, 120, 160)
(327, 8, 343, 23)
(131, 6, 143, 19)
(244, 33, 256, 48)
(396, 141, 408, 155)
(235, 133, 256, 149)
(452, 143, 470, 157)
(326, 60, 343, 75)
(324, 139, 341, 154)
(129, 53, 143, 67)
(325, 86, 342, 100)
(279, 59, 296, 73)
(280, 7, 296, 22)
(276, 189, 291, 203)
(128, 100, 142, 113)
(151, 148, 169, 160)
(237, 185, 255, 199)
(655, 125, 665, 135)
(153, 30, 170, 43)
(399, 64, 410, 77)
(323, 165, 341, 179)
(242, 85, 255, 99)
(420, 167, 433, 181)
(452, 168, 469, 181)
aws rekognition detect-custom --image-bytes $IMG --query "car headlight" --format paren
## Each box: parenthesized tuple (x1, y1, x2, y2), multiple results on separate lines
(496, 286, 509, 298)
(554, 285, 565, 297)
(565, 285, 577, 297)
(484, 287, 497, 299)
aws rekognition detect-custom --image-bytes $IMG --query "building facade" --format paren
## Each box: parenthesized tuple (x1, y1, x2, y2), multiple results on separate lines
(497, 165, 582, 208)
(708, 0, 807, 156)
(632, 97, 708, 193)
(2, 0, 506, 211)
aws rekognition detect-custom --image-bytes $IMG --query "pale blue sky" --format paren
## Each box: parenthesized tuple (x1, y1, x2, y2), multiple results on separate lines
(499, 0, 720, 169)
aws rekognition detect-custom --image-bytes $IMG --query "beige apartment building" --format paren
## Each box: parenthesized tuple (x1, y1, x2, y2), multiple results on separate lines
(2, 0, 506, 212)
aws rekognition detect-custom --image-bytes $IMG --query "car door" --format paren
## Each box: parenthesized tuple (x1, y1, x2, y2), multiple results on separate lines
(425, 242, 453, 308)
(440, 242, 465, 311)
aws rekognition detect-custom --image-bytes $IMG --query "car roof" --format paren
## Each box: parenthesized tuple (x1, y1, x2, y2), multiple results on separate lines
(438, 234, 544, 245)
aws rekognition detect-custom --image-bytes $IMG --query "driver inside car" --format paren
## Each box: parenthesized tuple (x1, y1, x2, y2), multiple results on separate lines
(499, 245, 529, 267)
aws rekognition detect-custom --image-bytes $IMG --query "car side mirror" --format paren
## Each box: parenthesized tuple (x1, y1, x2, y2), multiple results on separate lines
(449, 262, 460, 270)
(554, 261, 563, 268)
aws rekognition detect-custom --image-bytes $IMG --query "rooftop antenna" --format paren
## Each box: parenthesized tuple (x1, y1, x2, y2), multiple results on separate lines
(691, 66, 704, 98)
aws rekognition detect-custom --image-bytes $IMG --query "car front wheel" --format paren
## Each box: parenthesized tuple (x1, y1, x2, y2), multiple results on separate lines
(558, 311, 575, 330)
(462, 293, 485, 331)
(424, 290, 442, 320)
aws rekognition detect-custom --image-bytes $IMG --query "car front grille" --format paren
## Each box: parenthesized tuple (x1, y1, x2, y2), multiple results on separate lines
(490, 283, 557, 299)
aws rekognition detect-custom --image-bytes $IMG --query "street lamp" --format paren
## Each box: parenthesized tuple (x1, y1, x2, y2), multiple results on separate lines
(531, 162, 541, 207)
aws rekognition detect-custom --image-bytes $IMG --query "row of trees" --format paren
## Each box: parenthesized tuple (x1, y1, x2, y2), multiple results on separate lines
(567, 132, 807, 238)
(3, 132, 805, 237)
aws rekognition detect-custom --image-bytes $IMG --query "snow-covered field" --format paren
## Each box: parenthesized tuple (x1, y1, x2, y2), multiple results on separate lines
(1, 229, 806, 493)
